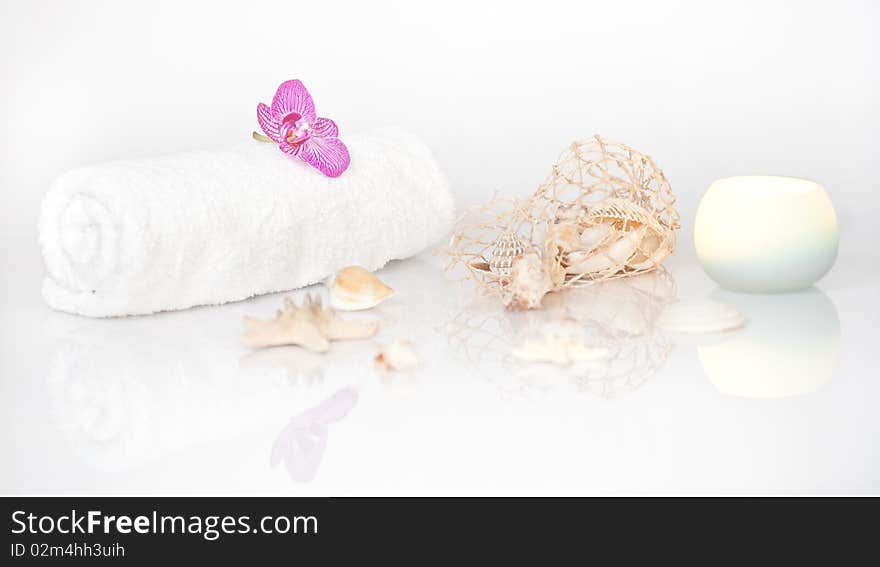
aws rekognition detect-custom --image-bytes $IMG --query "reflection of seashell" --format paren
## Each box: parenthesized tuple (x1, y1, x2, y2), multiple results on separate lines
(375, 339, 419, 371)
(512, 317, 609, 366)
(503, 253, 552, 311)
(328, 266, 395, 311)
(489, 230, 525, 279)
(656, 300, 746, 335)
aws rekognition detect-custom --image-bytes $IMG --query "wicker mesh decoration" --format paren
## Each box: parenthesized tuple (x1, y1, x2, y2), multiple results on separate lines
(444, 135, 679, 309)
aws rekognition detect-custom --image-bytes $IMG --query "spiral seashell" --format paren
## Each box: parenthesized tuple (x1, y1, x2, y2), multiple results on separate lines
(489, 230, 525, 279)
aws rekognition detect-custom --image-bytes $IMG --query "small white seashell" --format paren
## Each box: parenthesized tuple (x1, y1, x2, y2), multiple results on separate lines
(512, 317, 609, 366)
(565, 227, 641, 274)
(656, 300, 746, 335)
(503, 253, 552, 311)
(577, 223, 614, 250)
(628, 228, 671, 270)
(489, 230, 526, 279)
(545, 222, 582, 252)
(375, 339, 419, 371)
(328, 266, 395, 311)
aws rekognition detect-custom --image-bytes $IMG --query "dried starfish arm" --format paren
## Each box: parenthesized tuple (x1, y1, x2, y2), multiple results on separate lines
(307, 295, 380, 340)
(242, 298, 331, 352)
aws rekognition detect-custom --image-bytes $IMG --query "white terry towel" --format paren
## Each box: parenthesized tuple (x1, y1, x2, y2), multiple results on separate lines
(40, 128, 454, 317)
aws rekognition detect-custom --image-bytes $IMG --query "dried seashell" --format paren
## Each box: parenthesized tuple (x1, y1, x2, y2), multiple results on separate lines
(545, 222, 581, 248)
(547, 197, 676, 278)
(628, 228, 671, 270)
(588, 198, 673, 269)
(587, 198, 653, 230)
(512, 317, 609, 366)
(577, 223, 615, 250)
(656, 300, 746, 335)
(565, 227, 642, 274)
(328, 266, 395, 311)
(503, 253, 552, 311)
(242, 294, 379, 352)
(375, 339, 419, 371)
(466, 260, 494, 278)
(543, 222, 581, 261)
(489, 230, 526, 280)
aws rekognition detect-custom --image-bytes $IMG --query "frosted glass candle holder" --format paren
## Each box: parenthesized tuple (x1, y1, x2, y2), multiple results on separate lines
(694, 176, 838, 293)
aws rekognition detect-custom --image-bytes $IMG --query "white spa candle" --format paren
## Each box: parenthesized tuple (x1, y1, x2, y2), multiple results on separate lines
(694, 176, 838, 293)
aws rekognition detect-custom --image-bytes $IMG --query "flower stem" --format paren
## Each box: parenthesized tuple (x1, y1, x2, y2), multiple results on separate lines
(252, 131, 274, 143)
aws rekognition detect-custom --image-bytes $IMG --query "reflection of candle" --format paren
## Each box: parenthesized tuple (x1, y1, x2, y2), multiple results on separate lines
(698, 288, 839, 398)
(695, 176, 838, 293)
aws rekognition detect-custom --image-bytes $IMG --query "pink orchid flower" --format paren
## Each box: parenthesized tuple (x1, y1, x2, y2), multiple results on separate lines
(256, 80, 350, 177)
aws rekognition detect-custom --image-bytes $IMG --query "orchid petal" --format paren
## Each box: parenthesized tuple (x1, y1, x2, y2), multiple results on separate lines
(310, 117, 339, 139)
(271, 80, 316, 123)
(257, 103, 282, 143)
(298, 137, 350, 177)
(279, 141, 303, 157)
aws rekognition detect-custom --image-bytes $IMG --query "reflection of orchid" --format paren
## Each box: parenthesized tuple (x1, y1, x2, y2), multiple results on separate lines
(256, 79, 350, 177)
(270, 388, 358, 483)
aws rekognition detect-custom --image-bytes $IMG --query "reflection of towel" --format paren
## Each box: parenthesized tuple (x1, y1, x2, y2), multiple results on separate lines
(40, 129, 454, 317)
(45, 310, 343, 472)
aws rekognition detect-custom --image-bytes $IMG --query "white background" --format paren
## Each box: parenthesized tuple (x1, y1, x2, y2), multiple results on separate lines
(2, 0, 877, 261)
(1, 0, 878, 494)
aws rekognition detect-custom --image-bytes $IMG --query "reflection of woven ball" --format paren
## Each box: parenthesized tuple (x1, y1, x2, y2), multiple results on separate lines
(572, 334, 671, 399)
(442, 272, 676, 400)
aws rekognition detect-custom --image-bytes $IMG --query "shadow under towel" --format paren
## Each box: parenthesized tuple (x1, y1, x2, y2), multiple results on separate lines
(39, 128, 454, 317)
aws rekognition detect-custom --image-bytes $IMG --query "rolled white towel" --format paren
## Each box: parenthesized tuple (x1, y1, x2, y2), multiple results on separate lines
(40, 128, 454, 317)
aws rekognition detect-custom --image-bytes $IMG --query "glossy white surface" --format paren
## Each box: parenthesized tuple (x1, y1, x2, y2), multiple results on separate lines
(2, 235, 878, 495)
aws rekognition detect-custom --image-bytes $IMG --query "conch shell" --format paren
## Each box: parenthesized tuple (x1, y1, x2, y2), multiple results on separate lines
(503, 253, 552, 311)
(328, 266, 395, 311)
(242, 294, 379, 352)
